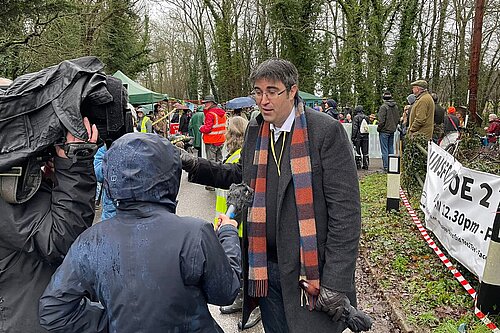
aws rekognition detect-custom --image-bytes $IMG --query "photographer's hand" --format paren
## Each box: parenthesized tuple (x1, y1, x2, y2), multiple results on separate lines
(56, 117, 98, 159)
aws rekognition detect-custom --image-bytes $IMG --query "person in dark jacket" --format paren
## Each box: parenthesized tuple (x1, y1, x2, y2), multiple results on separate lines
(0, 118, 98, 333)
(377, 91, 400, 171)
(179, 109, 191, 135)
(39, 133, 241, 333)
(352, 105, 370, 170)
(181, 59, 367, 333)
(324, 99, 339, 119)
(431, 92, 445, 142)
(188, 105, 205, 157)
(443, 106, 460, 134)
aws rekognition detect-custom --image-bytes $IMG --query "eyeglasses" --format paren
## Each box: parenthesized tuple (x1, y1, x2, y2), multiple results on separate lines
(253, 88, 287, 100)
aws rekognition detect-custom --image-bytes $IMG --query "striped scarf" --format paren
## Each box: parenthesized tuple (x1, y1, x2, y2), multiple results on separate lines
(247, 103, 320, 309)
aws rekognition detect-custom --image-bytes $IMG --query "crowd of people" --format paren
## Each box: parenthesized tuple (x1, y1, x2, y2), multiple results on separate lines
(314, 79, 500, 171)
(0, 58, 373, 333)
(2, 55, 498, 333)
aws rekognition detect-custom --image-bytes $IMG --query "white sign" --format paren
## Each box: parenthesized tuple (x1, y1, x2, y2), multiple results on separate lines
(420, 142, 500, 280)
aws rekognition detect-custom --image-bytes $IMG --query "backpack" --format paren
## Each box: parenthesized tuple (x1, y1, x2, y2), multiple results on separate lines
(360, 118, 369, 134)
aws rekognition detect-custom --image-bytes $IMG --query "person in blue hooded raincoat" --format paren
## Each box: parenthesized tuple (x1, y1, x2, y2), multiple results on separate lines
(39, 133, 242, 333)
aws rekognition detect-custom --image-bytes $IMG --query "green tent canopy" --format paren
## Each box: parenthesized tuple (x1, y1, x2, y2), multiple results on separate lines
(298, 91, 322, 108)
(113, 70, 167, 105)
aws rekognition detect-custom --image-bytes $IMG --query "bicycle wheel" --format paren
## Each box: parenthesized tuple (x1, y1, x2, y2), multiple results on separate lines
(445, 142, 457, 155)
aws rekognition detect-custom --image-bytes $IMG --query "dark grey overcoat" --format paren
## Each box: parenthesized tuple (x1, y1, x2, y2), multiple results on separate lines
(189, 102, 361, 332)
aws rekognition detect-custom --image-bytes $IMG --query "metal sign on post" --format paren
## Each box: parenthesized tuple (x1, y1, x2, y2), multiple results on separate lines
(386, 154, 400, 212)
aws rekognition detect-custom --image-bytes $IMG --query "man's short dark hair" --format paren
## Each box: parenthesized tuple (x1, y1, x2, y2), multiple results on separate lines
(249, 58, 299, 91)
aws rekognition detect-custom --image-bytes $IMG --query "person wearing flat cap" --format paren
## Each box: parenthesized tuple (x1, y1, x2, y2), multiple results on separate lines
(408, 80, 435, 140)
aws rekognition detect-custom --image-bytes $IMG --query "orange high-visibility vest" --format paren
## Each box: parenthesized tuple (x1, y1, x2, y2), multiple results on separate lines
(203, 111, 226, 144)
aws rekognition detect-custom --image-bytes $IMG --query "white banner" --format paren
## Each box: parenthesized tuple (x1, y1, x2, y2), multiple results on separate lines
(420, 142, 500, 280)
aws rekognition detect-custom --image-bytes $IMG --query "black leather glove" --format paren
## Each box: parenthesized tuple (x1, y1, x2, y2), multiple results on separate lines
(344, 303, 373, 332)
(315, 287, 351, 321)
(178, 147, 198, 173)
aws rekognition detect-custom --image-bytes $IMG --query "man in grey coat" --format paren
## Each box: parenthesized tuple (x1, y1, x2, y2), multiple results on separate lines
(181, 59, 369, 333)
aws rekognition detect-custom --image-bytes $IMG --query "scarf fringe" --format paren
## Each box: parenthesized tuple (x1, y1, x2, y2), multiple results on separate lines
(249, 279, 268, 298)
(300, 289, 317, 311)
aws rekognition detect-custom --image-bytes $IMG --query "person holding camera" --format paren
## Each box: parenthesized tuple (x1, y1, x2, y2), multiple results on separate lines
(39, 133, 241, 333)
(0, 117, 98, 333)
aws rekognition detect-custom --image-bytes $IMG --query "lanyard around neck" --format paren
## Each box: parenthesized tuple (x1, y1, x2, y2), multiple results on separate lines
(270, 131, 286, 176)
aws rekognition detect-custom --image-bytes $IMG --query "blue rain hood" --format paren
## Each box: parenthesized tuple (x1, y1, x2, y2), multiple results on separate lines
(103, 133, 181, 206)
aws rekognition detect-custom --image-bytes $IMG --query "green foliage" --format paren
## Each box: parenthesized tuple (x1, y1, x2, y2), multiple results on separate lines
(434, 316, 498, 333)
(408, 311, 440, 327)
(0, 0, 74, 77)
(401, 134, 428, 196)
(97, 0, 151, 75)
(386, 0, 419, 99)
(392, 255, 410, 274)
(0, 0, 150, 79)
(454, 127, 500, 175)
(269, 0, 322, 93)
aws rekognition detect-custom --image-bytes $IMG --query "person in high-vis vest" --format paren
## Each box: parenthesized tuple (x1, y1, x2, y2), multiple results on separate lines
(214, 116, 262, 329)
(200, 95, 227, 191)
(200, 95, 226, 163)
(136, 107, 152, 133)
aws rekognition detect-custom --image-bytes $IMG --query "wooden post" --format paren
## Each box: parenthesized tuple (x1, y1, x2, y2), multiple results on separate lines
(467, 0, 485, 124)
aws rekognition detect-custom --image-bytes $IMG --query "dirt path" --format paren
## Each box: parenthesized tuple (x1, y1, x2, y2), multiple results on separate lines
(352, 158, 403, 333)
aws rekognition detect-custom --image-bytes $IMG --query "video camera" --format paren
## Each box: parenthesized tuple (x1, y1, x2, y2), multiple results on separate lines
(0, 57, 134, 204)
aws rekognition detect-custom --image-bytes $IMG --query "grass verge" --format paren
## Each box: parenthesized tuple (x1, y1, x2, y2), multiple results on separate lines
(359, 173, 499, 332)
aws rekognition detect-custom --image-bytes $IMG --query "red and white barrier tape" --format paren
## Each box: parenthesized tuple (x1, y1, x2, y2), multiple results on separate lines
(399, 189, 500, 333)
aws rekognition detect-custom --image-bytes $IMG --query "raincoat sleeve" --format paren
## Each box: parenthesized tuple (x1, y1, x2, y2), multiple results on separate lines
(39, 241, 108, 332)
(0, 156, 95, 265)
(93, 146, 106, 183)
(199, 112, 214, 134)
(351, 116, 359, 142)
(182, 222, 241, 306)
(34, 157, 96, 264)
(377, 105, 387, 132)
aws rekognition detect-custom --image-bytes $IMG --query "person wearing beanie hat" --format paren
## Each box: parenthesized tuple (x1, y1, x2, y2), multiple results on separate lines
(352, 105, 370, 169)
(408, 79, 435, 140)
(324, 99, 339, 119)
(439, 106, 460, 148)
(377, 90, 400, 171)
(443, 106, 459, 134)
(382, 91, 392, 100)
